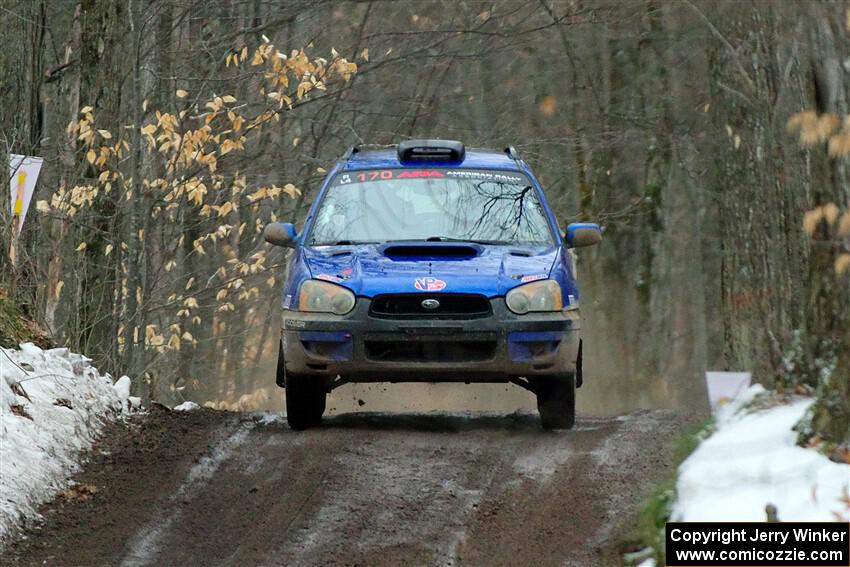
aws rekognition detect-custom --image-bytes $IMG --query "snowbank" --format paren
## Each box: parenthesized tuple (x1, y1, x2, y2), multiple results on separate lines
(672, 385, 850, 522)
(0, 343, 137, 543)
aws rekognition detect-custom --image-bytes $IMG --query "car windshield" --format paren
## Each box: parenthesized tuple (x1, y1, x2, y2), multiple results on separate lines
(307, 169, 554, 246)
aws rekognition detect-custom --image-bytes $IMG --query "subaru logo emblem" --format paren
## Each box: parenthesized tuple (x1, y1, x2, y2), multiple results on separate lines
(421, 299, 440, 310)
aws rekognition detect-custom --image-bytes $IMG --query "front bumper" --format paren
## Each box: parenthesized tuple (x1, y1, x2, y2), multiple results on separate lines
(280, 298, 580, 383)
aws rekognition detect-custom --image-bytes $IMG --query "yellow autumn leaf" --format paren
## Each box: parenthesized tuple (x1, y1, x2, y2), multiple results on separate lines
(86, 149, 97, 164)
(221, 95, 237, 103)
(104, 244, 113, 256)
(55, 280, 64, 300)
(838, 211, 850, 236)
(80, 105, 93, 114)
(75, 242, 87, 252)
(176, 89, 189, 98)
(835, 254, 850, 274)
(823, 202, 839, 225)
(168, 334, 182, 350)
(216, 289, 228, 301)
(218, 201, 233, 217)
(803, 208, 824, 236)
(829, 131, 850, 158)
(183, 297, 199, 308)
(538, 95, 557, 117)
(360, 48, 369, 62)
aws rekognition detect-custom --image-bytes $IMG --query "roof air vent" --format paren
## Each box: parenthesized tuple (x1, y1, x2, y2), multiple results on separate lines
(397, 139, 465, 163)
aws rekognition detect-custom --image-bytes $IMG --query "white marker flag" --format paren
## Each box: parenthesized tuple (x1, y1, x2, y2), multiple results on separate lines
(705, 371, 751, 414)
(9, 154, 43, 235)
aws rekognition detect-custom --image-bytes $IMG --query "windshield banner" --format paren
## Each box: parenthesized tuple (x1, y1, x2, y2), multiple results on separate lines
(333, 169, 529, 186)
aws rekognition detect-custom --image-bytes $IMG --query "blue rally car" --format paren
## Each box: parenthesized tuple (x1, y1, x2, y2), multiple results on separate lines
(264, 140, 601, 430)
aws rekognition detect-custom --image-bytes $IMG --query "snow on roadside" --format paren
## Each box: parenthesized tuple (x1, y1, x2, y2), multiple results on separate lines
(0, 343, 138, 543)
(672, 385, 850, 522)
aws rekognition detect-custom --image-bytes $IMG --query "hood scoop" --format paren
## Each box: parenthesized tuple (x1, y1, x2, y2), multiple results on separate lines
(380, 242, 481, 260)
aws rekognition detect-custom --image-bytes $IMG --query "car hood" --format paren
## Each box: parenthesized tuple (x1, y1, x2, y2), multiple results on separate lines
(300, 242, 559, 297)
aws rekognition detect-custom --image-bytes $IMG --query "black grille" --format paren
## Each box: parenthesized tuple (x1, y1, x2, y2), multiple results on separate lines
(364, 333, 497, 362)
(369, 294, 491, 319)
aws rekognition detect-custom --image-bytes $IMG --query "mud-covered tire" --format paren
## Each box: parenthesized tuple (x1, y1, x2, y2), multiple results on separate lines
(285, 373, 326, 430)
(535, 374, 576, 430)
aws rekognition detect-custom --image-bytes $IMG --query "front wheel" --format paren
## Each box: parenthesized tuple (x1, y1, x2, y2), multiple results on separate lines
(285, 373, 326, 430)
(534, 374, 576, 430)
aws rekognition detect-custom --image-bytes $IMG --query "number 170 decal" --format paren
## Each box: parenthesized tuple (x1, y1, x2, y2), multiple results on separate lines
(335, 170, 447, 185)
(357, 170, 394, 181)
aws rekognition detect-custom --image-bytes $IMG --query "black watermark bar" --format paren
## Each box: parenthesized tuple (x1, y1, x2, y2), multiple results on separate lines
(666, 522, 849, 566)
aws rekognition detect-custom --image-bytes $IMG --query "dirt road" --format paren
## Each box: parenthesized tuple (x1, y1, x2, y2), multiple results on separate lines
(5, 407, 686, 567)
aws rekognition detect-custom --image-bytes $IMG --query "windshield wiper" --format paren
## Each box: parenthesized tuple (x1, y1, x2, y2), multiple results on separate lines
(314, 237, 513, 246)
(312, 239, 378, 246)
(423, 236, 512, 245)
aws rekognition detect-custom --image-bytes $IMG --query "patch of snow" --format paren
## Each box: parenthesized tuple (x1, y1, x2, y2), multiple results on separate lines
(672, 386, 849, 522)
(173, 401, 199, 412)
(18, 343, 45, 361)
(113, 375, 133, 412)
(0, 343, 135, 544)
(637, 558, 656, 567)
(252, 411, 284, 426)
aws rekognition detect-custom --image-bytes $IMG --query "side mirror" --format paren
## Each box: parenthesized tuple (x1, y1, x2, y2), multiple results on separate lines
(566, 222, 602, 248)
(264, 222, 298, 248)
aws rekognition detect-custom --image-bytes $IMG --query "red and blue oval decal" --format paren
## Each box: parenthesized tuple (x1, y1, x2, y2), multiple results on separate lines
(414, 277, 446, 291)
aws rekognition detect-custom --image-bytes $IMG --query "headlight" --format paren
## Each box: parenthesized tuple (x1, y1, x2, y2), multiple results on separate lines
(506, 279, 563, 314)
(298, 279, 356, 315)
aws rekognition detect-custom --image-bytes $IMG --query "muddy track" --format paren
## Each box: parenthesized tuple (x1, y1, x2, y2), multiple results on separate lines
(4, 407, 687, 567)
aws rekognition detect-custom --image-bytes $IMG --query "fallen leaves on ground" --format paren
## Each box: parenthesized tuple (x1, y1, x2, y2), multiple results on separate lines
(58, 484, 99, 502)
